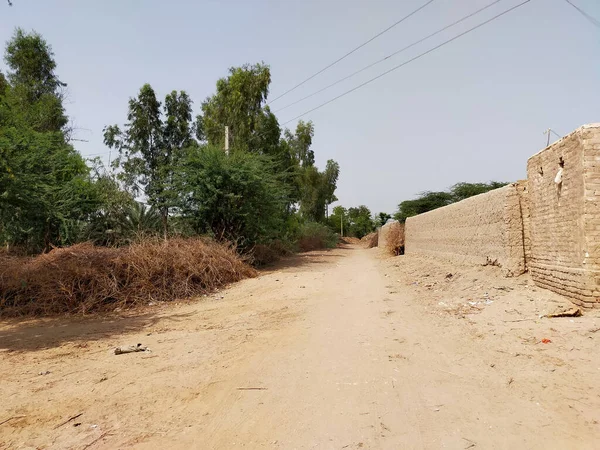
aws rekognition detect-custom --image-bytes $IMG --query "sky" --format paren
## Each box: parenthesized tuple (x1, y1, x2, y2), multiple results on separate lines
(1, 0, 599, 215)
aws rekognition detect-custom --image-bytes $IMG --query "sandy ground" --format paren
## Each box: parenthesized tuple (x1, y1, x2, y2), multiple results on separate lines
(1, 244, 600, 449)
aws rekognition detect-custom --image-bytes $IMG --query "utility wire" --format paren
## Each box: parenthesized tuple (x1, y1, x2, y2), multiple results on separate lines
(281, 0, 531, 126)
(564, 0, 600, 29)
(274, 0, 506, 114)
(267, 0, 437, 105)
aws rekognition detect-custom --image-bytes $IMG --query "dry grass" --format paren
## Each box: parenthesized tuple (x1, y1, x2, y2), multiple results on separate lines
(383, 222, 405, 256)
(361, 232, 378, 248)
(0, 238, 257, 317)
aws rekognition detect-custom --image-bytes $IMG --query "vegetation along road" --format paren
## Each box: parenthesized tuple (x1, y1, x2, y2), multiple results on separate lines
(2, 244, 599, 449)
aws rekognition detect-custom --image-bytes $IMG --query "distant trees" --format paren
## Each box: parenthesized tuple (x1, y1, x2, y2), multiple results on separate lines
(394, 181, 509, 222)
(327, 205, 375, 239)
(376, 212, 392, 227)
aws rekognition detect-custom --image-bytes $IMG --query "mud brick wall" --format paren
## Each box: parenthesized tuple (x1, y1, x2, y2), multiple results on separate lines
(527, 124, 600, 307)
(378, 221, 404, 255)
(516, 180, 531, 267)
(404, 184, 526, 276)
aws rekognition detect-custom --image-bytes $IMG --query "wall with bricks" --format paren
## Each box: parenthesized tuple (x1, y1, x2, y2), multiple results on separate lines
(527, 123, 600, 307)
(404, 184, 526, 276)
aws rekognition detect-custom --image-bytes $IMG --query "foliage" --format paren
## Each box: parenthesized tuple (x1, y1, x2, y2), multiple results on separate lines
(450, 181, 508, 202)
(376, 212, 392, 227)
(394, 181, 509, 222)
(296, 221, 338, 252)
(104, 84, 194, 238)
(346, 205, 375, 239)
(0, 29, 98, 253)
(328, 205, 374, 239)
(177, 146, 289, 249)
(200, 63, 272, 153)
(1, 27, 343, 265)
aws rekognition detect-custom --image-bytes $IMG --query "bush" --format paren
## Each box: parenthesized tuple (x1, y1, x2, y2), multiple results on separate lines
(250, 240, 294, 266)
(296, 222, 338, 252)
(177, 146, 289, 250)
(0, 238, 256, 316)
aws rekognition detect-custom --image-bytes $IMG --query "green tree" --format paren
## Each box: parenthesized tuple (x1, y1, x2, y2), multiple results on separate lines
(347, 205, 375, 239)
(177, 146, 289, 249)
(377, 212, 392, 227)
(0, 29, 96, 252)
(200, 63, 272, 153)
(328, 206, 349, 235)
(394, 191, 454, 223)
(450, 181, 508, 202)
(104, 84, 194, 239)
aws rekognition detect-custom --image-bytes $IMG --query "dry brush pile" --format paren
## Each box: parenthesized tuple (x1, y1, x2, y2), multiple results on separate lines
(361, 232, 379, 248)
(0, 238, 256, 317)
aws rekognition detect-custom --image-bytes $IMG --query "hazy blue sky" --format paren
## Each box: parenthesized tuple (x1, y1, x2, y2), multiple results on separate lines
(1, 0, 599, 214)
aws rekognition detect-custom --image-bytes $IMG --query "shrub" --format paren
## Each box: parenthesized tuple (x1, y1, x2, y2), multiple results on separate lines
(296, 222, 338, 252)
(0, 238, 256, 316)
(250, 240, 294, 266)
(177, 146, 289, 250)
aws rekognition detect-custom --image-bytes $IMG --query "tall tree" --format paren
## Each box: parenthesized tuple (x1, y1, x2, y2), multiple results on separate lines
(0, 29, 95, 252)
(104, 84, 194, 238)
(200, 63, 271, 153)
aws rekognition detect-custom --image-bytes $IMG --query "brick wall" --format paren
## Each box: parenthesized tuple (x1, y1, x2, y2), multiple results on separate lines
(527, 124, 600, 307)
(404, 184, 526, 276)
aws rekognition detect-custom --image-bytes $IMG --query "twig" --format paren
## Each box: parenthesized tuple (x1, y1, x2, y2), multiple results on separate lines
(503, 318, 534, 323)
(53, 413, 83, 429)
(0, 415, 26, 426)
(236, 387, 268, 390)
(82, 431, 112, 450)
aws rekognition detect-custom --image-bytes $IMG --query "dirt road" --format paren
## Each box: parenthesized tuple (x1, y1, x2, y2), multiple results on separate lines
(2, 245, 600, 449)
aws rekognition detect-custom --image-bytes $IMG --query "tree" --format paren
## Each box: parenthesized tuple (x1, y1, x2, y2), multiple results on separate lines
(4, 28, 67, 133)
(104, 84, 194, 238)
(394, 191, 453, 222)
(200, 63, 272, 153)
(347, 205, 375, 239)
(393, 181, 509, 223)
(450, 181, 508, 202)
(328, 206, 349, 235)
(0, 29, 96, 252)
(177, 146, 288, 249)
(377, 212, 392, 227)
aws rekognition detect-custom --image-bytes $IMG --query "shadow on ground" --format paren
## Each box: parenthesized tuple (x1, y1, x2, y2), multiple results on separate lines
(0, 309, 200, 353)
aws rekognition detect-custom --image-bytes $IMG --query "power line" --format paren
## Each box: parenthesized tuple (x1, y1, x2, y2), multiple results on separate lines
(564, 0, 600, 29)
(274, 0, 507, 114)
(267, 0, 437, 105)
(281, 0, 531, 126)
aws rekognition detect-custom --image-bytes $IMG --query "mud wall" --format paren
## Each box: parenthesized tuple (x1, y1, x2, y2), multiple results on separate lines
(527, 124, 600, 308)
(404, 184, 526, 276)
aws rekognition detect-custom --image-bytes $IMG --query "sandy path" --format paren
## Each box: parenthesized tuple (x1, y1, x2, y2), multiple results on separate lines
(1, 245, 599, 449)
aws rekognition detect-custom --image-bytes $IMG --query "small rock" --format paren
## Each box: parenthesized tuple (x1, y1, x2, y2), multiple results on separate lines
(39, 370, 51, 376)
